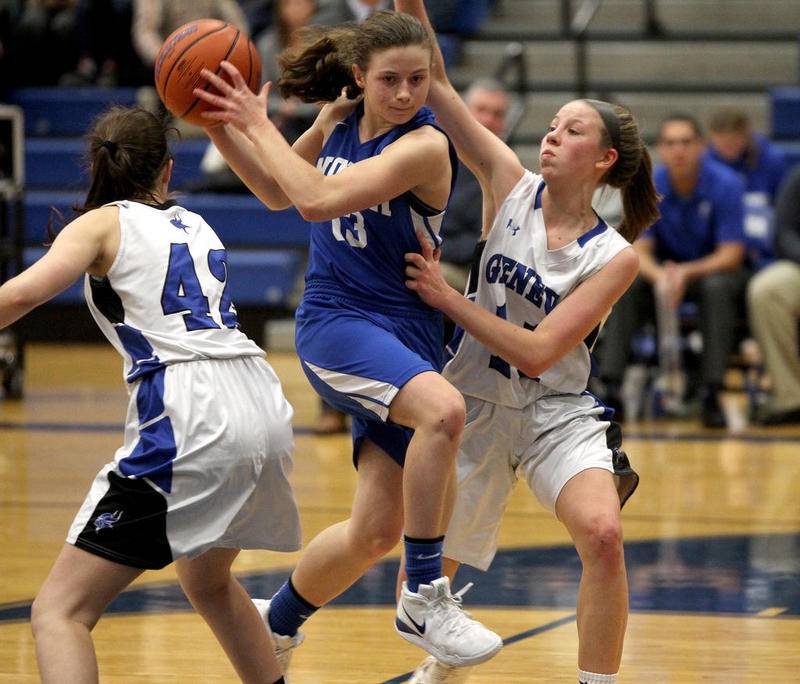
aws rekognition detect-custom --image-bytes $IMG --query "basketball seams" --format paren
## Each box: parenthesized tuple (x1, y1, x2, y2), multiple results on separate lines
(156, 20, 229, 99)
(179, 29, 242, 120)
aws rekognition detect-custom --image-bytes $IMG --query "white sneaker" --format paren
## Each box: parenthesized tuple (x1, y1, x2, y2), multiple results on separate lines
(395, 577, 502, 666)
(409, 656, 473, 683)
(252, 598, 305, 674)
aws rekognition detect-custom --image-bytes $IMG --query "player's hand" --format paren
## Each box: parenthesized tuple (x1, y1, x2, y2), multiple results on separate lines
(404, 230, 453, 309)
(318, 88, 362, 127)
(193, 61, 274, 138)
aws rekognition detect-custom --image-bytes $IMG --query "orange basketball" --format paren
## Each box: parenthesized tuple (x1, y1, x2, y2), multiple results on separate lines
(154, 19, 261, 127)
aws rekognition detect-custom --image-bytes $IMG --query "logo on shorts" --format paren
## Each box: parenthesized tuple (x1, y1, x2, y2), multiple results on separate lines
(93, 510, 123, 532)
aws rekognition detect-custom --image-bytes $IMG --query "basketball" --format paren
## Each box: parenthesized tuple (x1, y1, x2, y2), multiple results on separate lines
(154, 19, 261, 127)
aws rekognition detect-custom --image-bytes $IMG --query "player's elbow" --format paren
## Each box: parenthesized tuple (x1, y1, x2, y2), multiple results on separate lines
(296, 196, 337, 222)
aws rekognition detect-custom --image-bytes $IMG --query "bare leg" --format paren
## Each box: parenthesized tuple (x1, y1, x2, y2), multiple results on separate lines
(31, 544, 144, 684)
(291, 441, 405, 605)
(556, 468, 628, 673)
(176, 548, 282, 683)
(389, 371, 465, 539)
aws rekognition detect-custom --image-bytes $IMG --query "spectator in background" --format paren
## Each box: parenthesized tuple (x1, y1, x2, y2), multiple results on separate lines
(10, 0, 78, 86)
(439, 78, 510, 294)
(132, 0, 248, 69)
(314, 0, 388, 24)
(597, 114, 747, 428)
(132, 0, 249, 137)
(190, 0, 320, 193)
(61, 0, 149, 88)
(257, 0, 319, 143)
(747, 164, 800, 425)
(706, 106, 789, 271)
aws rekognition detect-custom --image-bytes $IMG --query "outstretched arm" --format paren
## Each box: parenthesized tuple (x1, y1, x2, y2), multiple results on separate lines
(202, 77, 347, 210)
(196, 62, 450, 221)
(0, 207, 117, 329)
(405, 237, 640, 378)
(394, 0, 524, 208)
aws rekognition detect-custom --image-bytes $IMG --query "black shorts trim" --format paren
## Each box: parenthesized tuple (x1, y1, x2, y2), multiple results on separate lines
(74, 471, 173, 570)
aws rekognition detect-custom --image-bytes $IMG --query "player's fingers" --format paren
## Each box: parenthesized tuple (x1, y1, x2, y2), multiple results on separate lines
(219, 60, 247, 89)
(415, 231, 435, 260)
(199, 67, 233, 95)
(193, 88, 229, 107)
(405, 253, 425, 268)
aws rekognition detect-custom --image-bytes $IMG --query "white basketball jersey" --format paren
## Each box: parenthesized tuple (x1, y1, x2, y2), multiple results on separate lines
(444, 171, 630, 408)
(85, 201, 263, 382)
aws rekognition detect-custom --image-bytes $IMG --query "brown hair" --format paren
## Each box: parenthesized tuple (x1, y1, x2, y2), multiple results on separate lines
(277, 10, 431, 103)
(586, 100, 661, 242)
(48, 106, 175, 240)
(79, 105, 175, 213)
(707, 106, 758, 169)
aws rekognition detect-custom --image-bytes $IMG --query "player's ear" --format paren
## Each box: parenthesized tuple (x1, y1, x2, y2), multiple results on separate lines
(352, 64, 366, 90)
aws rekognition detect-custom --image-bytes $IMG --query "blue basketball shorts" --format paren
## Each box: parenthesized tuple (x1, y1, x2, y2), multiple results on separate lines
(296, 295, 443, 467)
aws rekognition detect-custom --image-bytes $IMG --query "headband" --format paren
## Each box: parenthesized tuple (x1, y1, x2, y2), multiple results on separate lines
(585, 99, 621, 151)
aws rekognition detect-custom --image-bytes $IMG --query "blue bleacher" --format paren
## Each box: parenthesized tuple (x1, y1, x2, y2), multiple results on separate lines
(25, 138, 209, 190)
(11, 87, 139, 136)
(770, 87, 800, 140)
(10, 86, 309, 314)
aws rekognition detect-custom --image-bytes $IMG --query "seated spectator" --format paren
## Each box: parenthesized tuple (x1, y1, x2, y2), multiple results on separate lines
(747, 164, 800, 425)
(597, 113, 748, 428)
(10, 0, 78, 86)
(60, 0, 148, 88)
(706, 106, 789, 271)
(439, 78, 510, 294)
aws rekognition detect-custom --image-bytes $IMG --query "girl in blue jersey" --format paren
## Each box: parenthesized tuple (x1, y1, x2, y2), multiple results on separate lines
(194, 9, 502, 672)
(392, 3, 661, 684)
(0, 107, 299, 684)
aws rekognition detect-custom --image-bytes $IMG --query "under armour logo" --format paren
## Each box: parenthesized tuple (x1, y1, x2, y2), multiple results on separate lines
(170, 216, 189, 232)
(93, 510, 123, 532)
(505, 218, 520, 236)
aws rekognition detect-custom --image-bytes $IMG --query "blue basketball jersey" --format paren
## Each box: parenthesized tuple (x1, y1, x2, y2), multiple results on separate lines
(303, 104, 458, 313)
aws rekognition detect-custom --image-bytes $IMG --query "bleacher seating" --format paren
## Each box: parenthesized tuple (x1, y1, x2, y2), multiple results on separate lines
(7, 87, 308, 312)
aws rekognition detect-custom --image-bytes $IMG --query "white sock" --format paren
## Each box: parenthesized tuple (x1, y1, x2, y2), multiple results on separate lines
(578, 670, 617, 684)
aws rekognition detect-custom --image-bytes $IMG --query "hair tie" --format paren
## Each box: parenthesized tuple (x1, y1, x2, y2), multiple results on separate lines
(100, 140, 118, 154)
(585, 99, 621, 151)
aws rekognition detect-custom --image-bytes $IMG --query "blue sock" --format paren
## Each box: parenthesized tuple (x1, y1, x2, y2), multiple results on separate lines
(404, 535, 444, 592)
(268, 579, 318, 637)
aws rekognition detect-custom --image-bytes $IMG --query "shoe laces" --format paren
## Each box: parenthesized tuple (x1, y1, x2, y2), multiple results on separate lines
(430, 582, 478, 635)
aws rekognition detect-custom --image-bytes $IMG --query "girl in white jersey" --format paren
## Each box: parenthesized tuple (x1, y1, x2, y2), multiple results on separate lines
(0, 106, 301, 684)
(395, 3, 661, 683)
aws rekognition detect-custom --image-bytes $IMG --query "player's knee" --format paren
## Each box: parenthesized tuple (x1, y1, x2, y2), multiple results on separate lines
(424, 391, 466, 442)
(181, 574, 232, 608)
(353, 516, 403, 559)
(578, 515, 624, 568)
(30, 594, 85, 639)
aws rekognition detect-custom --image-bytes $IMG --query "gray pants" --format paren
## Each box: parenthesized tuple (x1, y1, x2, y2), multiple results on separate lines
(598, 270, 750, 387)
(747, 261, 800, 412)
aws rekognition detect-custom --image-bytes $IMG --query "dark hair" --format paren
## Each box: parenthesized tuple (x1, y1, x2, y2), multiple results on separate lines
(47, 106, 175, 240)
(78, 105, 175, 213)
(657, 112, 704, 140)
(277, 10, 431, 103)
(585, 100, 660, 242)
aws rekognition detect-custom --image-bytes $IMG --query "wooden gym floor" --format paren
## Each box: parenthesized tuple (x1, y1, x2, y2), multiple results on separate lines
(1, 343, 799, 682)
